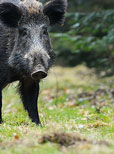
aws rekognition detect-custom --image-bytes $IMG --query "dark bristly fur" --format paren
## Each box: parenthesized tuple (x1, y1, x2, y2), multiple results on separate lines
(0, 0, 67, 125)
(0, 3, 22, 27)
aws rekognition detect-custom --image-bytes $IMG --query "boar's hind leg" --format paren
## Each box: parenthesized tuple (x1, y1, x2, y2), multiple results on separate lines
(0, 90, 2, 123)
(19, 80, 41, 125)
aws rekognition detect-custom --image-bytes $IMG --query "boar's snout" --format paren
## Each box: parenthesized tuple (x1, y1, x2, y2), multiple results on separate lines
(31, 69, 47, 80)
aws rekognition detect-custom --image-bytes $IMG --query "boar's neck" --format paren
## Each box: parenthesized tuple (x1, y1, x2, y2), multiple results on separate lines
(0, 25, 18, 88)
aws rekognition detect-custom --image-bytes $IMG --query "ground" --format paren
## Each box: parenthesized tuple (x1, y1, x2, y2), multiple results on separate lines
(1, 65, 114, 154)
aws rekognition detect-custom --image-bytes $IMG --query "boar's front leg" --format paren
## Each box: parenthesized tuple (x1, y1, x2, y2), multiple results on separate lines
(19, 80, 41, 125)
(0, 89, 2, 123)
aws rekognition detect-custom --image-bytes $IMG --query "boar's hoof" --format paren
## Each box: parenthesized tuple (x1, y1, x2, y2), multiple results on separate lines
(32, 119, 42, 127)
(0, 119, 3, 124)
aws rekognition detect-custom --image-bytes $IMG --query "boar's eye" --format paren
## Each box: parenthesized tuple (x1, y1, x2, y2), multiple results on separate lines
(42, 27, 48, 36)
(19, 27, 28, 36)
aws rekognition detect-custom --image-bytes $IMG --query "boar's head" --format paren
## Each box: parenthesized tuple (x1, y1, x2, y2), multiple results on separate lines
(0, 0, 67, 80)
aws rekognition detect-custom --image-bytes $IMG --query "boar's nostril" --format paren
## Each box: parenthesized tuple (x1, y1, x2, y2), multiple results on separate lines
(31, 70, 47, 80)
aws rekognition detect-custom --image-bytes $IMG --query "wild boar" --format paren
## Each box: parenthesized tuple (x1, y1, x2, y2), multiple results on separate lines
(0, 0, 67, 125)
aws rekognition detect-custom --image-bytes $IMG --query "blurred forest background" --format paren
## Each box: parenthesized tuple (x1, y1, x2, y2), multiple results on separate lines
(41, 0, 114, 76)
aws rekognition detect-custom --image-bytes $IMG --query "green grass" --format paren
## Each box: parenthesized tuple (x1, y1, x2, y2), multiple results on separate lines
(1, 65, 114, 154)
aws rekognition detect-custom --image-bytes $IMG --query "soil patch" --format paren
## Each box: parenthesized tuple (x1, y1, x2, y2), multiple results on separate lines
(39, 132, 109, 147)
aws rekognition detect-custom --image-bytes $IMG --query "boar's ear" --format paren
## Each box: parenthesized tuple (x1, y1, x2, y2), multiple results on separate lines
(0, 3, 22, 28)
(43, 0, 67, 25)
